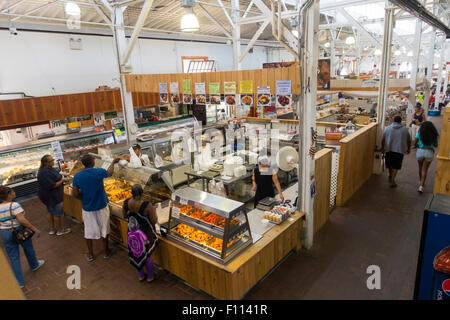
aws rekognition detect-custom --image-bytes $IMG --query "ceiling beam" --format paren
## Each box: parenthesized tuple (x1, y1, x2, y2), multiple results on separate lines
(197, 4, 231, 38)
(11, 1, 58, 22)
(1, 0, 26, 13)
(90, 0, 112, 26)
(240, 20, 269, 62)
(215, 0, 234, 28)
(337, 8, 381, 47)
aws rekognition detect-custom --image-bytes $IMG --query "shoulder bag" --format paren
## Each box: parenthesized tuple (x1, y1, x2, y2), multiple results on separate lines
(9, 203, 34, 244)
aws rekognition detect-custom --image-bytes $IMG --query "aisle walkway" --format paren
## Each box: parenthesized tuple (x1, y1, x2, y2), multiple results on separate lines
(3, 116, 442, 300)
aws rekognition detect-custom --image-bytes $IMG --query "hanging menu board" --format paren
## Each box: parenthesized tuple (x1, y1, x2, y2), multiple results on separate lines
(159, 83, 169, 104)
(195, 83, 206, 105)
(224, 81, 236, 106)
(209, 82, 221, 104)
(170, 82, 180, 104)
(183, 79, 192, 104)
(276, 80, 292, 108)
(240, 80, 253, 107)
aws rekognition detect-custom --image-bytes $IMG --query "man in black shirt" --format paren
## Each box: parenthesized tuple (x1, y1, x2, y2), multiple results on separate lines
(37, 155, 71, 236)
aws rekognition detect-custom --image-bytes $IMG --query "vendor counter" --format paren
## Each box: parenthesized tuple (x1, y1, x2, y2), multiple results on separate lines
(63, 183, 305, 300)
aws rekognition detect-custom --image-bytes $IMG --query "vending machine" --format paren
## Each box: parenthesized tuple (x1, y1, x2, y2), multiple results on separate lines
(414, 193, 450, 300)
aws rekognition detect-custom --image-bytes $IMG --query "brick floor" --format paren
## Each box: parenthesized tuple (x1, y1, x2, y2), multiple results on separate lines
(2, 116, 442, 300)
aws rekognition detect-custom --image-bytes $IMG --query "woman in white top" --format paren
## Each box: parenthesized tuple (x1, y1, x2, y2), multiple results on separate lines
(0, 186, 44, 288)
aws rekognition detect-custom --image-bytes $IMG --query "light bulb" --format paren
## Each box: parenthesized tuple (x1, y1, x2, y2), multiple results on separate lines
(181, 7, 199, 32)
(345, 36, 355, 45)
(324, 42, 330, 48)
(65, 2, 80, 16)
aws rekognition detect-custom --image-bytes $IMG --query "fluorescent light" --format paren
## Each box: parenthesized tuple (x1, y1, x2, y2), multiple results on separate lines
(292, 29, 299, 38)
(65, 2, 80, 16)
(374, 49, 382, 56)
(345, 36, 355, 45)
(181, 7, 199, 32)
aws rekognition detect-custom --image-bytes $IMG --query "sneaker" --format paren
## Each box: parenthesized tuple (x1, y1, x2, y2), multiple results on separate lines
(56, 228, 71, 236)
(389, 181, 397, 188)
(32, 260, 45, 271)
(418, 186, 424, 193)
(48, 230, 56, 235)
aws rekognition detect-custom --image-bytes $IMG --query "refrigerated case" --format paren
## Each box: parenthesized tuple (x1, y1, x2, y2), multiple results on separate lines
(0, 143, 54, 197)
(59, 131, 116, 162)
(167, 187, 252, 264)
(206, 104, 217, 125)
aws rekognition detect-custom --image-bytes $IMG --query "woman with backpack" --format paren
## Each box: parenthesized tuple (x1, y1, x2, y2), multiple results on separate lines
(123, 184, 158, 283)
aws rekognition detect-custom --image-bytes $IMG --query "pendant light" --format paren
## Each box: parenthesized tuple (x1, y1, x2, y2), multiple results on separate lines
(324, 42, 330, 48)
(65, 2, 81, 16)
(181, 0, 199, 32)
(345, 36, 355, 45)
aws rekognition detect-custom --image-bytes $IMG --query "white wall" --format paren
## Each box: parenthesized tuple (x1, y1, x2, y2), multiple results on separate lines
(0, 30, 271, 97)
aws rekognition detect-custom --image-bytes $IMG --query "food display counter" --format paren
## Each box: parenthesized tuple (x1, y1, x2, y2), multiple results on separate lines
(167, 187, 252, 264)
(0, 130, 116, 198)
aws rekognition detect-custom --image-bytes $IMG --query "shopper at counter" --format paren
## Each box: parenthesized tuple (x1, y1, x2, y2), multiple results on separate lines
(414, 121, 439, 193)
(123, 184, 158, 283)
(381, 116, 411, 188)
(72, 154, 120, 262)
(252, 156, 284, 208)
(0, 186, 44, 288)
(37, 155, 71, 236)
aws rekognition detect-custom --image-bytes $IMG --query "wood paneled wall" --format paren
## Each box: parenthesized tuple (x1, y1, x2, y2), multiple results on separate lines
(0, 90, 154, 130)
(125, 66, 301, 94)
(314, 148, 332, 233)
(336, 122, 377, 206)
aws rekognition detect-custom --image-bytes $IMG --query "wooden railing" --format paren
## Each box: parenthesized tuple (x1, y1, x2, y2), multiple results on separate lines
(336, 122, 377, 206)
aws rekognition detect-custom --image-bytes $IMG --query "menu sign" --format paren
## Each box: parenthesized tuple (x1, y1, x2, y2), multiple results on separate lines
(257, 86, 271, 107)
(224, 81, 236, 106)
(276, 80, 292, 108)
(170, 82, 180, 104)
(183, 79, 191, 93)
(240, 80, 253, 107)
(159, 83, 169, 104)
(195, 82, 206, 105)
(209, 82, 221, 105)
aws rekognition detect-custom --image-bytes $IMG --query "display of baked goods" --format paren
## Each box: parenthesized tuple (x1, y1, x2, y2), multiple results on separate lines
(241, 95, 253, 106)
(173, 223, 195, 237)
(189, 230, 213, 244)
(225, 95, 236, 105)
(277, 94, 291, 107)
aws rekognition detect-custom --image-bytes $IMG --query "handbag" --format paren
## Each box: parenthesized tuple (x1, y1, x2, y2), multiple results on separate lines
(9, 203, 34, 244)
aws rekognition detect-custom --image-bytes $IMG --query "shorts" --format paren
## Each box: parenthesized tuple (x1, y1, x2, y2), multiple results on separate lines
(385, 151, 404, 170)
(82, 206, 110, 240)
(416, 148, 434, 162)
(47, 202, 63, 217)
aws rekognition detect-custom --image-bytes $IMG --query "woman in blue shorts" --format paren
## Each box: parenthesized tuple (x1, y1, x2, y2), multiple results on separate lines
(414, 121, 439, 193)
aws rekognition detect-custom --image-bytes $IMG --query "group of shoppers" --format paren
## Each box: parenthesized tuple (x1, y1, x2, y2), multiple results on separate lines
(382, 103, 439, 192)
(1, 152, 159, 288)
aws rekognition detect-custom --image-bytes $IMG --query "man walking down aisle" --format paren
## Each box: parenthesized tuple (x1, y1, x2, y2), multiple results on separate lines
(72, 154, 120, 262)
(382, 116, 411, 188)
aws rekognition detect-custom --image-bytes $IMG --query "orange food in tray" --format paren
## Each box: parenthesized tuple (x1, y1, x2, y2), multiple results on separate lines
(173, 224, 195, 237)
(208, 238, 223, 251)
(179, 205, 194, 214)
(188, 208, 208, 219)
(189, 230, 213, 244)
(201, 213, 224, 225)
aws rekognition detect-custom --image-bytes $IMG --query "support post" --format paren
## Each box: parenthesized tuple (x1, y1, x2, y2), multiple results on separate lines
(373, 3, 394, 175)
(434, 35, 447, 110)
(407, 17, 422, 127)
(232, 0, 241, 70)
(424, 4, 438, 113)
(298, 0, 319, 250)
(112, 6, 137, 144)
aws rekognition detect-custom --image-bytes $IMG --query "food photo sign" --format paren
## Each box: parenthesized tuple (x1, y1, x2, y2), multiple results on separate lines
(195, 82, 206, 105)
(170, 82, 180, 104)
(257, 86, 271, 118)
(159, 82, 169, 104)
(224, 81, 237, 106)
(183, 79, 193, 104)
(276, 80, 292, 108)
(209, 82, 221, 104)
(240, 80, 254, 107)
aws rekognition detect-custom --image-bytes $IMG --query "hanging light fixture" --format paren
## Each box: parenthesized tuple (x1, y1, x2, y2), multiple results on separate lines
(65, 2, 81, 16)
(345, 36, 355, 45)
(407, 51, 413, 57)
(180, 0, 199, 32)
(374, 49, 382, 56)
(324, 42, 330, 48)
(394, 49, 401, 56)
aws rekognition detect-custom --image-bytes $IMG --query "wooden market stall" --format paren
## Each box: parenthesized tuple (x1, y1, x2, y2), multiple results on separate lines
(434, 105, 450, 195)
(0, 250, 25, 299)
(314, 148, 332, 233)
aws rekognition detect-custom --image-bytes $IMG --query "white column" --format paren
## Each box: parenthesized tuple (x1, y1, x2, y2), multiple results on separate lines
(331, 38, 336, 77)
(423, 4, 438, 112)
(374, 3, 394, 175)
(113, 6, 137, 144)
(434, 36, 447, 110)
(298, 0, 319, 250)
(407, 18, 422, 126)
(232, 0, 241, 70)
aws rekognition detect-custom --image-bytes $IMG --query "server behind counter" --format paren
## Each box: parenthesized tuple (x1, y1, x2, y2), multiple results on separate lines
(252, 156, 284, 208)
(119, 144, 150, 167)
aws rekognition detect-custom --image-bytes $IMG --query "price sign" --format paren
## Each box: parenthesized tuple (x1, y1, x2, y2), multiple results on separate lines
(179, 197, 188, 205)
(155, 155, 163, 168)
(240, 80, 253, 94)
(51, 141, 64, 161)
(183, 79, 191, 94)
(115, 129, 122, 136)
(172, 206, 180, 219)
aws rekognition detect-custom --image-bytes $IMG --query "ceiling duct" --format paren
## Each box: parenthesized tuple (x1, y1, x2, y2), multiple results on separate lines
(389, 0, 450, 38)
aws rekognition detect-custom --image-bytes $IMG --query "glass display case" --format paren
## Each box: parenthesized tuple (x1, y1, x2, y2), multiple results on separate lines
(167, 187, 252, 264)
(0, 143, 54, 187)
(206, 104, 217, 125)
(59, 131, 116, 162)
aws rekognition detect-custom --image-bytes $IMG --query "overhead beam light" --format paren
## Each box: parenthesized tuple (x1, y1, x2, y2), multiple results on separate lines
(181, 0, 199, 32)
(65, 2, 81, 16)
